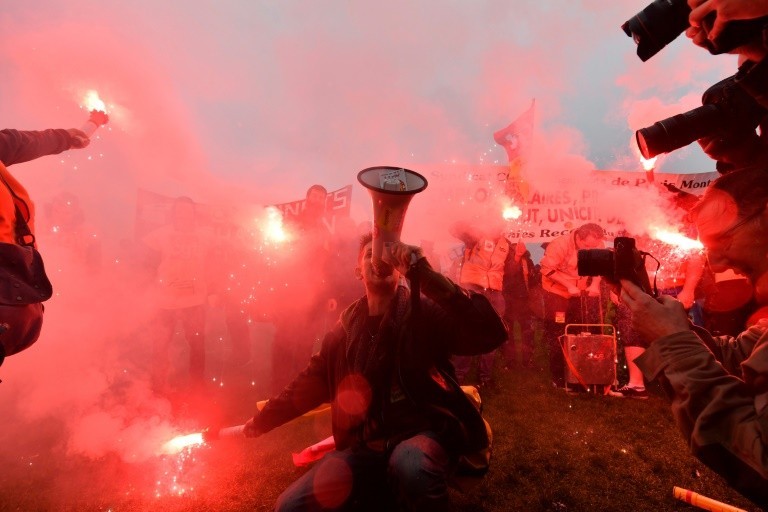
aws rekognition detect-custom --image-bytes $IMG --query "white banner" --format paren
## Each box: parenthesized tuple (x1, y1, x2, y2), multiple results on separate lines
(418, 164, 718, 243)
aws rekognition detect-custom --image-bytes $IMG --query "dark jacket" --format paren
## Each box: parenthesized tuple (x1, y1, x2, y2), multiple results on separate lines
(0, 129, 75, 166)
(254, 258, 507, 459)
(502, 250, 533, 299)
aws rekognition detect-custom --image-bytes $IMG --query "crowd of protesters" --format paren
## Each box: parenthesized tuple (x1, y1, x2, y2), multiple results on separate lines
(4, 2, 768, 509)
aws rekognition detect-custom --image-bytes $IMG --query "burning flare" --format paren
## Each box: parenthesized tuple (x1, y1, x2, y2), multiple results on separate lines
(640, 156, 657, 171)
(78, 90, 110, 137)
(503, 205, 523, 221)
(81, 90, 107, 113)
(160, 424, 245, 455)
(260, 206, 289, 244)
(161, 432, 204, 455)
(649, 228, 703, 251)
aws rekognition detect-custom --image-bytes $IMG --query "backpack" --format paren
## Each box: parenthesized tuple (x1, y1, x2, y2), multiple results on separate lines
(0, 176, 53, 367)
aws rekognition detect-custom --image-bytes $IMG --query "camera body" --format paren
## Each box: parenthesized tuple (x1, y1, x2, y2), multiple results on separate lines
(577, 237, 654, 296)
(623, 0, 768, 62)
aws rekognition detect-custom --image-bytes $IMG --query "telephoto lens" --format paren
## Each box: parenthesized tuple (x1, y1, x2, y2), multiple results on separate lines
(636, 104, 721, 159)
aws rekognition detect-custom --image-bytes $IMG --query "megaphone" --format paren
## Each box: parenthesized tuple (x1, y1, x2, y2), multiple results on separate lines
(357, 166, 428, 275)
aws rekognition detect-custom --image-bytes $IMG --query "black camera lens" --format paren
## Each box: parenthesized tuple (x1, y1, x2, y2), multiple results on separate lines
(637, 74, 767, 159)
(636, 104, 721, 159)
(622, 0, 691, 62)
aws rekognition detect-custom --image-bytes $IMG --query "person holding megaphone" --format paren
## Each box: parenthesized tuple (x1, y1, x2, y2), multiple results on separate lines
(240, 167, 507, 511)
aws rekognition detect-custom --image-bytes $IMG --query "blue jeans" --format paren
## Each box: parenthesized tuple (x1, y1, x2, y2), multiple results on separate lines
(453, 351, 497, 383)
(275, 433, 454, 512)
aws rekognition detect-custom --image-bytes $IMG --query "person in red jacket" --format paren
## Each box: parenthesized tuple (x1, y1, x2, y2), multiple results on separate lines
(0, 128, 89, 244)
(0, 127, 90, 365)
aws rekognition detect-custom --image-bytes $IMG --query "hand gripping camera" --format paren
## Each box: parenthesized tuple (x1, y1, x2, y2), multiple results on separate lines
(577, 237, 655, 296)
(622, 0, 768, 62)
(623, 1, 768, 160)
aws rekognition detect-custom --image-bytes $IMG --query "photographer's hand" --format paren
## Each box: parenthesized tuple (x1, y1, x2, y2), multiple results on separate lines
(685, 22, 709, 50)
(620, 280, 691, 342)
(688, 0, 768, 43)
(697, 131, 765, 166)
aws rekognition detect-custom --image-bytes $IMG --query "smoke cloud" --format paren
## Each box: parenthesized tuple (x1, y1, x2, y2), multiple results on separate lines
(0, 0, 739, 506)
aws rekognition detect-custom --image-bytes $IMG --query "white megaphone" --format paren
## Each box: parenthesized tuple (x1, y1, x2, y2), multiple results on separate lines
(357, 166, 428, 275)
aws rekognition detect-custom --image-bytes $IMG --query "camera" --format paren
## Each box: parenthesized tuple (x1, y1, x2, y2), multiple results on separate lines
(622, 0, 768, 62)
(635, 74, 767, 159)
(577, 237, 654, 295)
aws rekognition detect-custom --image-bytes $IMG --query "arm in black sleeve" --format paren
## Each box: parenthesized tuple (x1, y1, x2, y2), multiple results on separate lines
(0, 129, 76, 166)
(410, 257, 507, 356)
(252, 322, 340, 433)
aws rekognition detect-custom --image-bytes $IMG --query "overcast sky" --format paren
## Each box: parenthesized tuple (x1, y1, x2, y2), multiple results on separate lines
(0, 0, 737, 225)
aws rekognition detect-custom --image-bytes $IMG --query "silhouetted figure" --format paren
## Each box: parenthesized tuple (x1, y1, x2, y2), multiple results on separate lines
(143, 196, 215, 393)
(502, 240, 536, 369)
(270, 184, 333, 393)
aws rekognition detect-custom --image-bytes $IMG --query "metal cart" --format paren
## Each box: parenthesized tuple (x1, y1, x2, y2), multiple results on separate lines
(560, 323, 617, 395)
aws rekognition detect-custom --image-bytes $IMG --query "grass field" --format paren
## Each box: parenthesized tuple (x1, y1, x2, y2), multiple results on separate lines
(0, 338, 761, 512)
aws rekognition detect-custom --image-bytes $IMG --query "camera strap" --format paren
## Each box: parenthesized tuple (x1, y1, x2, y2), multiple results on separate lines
(641, 252, 660, 298)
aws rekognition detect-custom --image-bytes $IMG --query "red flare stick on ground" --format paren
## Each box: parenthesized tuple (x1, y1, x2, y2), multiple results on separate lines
(673, 486, 747, 512)
(202, 424, 246, 442)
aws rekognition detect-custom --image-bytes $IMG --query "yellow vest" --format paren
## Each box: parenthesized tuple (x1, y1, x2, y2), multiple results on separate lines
(460, 237, 509, 291)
